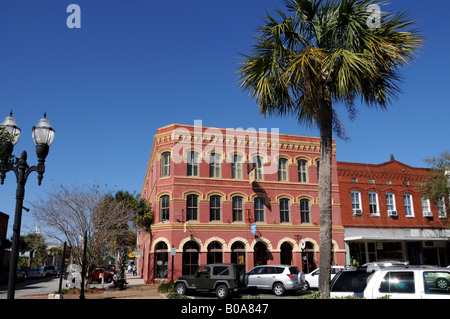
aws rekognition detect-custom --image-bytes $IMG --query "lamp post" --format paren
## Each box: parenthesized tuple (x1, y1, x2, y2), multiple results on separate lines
(0, 111, 55, 299)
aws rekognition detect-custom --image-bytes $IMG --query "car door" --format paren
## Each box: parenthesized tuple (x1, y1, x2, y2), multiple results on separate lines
(194, 266, 211, 289)
(247, 266, 264, 288)
(259, 266, 276, 289)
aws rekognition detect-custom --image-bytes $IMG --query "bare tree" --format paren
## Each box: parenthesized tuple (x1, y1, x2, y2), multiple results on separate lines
(30, 184, 112, 285)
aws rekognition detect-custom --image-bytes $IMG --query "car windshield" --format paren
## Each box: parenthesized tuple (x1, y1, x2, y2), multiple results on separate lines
(331, 271, 373, 293)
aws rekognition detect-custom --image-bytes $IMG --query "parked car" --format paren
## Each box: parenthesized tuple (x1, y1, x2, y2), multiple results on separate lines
(303, 265, 345, 290)
(247, 264, 306, 296)
(174, 263, 248, 299)
(44, 266, 58, 277)
(91, 265, 116, 283)
(27, 267, 47, 279)
(330, 265, 450, 299)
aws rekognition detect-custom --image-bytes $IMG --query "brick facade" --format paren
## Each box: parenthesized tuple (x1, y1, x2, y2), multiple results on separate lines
(337, 158, 450, 266)
(138, 124, 345, 283)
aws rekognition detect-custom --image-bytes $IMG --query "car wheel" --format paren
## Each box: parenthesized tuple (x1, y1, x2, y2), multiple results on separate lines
(273, 282, 286, 296)
(175, 282, 187, 295)
(302, 281, 310, 291)
(215, 284, 229, 299)
(435, 278, 449, 289)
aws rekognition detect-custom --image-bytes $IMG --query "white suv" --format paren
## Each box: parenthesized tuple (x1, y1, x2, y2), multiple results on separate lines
(247, 265, 306, 296)
(330, 266, 450, 299)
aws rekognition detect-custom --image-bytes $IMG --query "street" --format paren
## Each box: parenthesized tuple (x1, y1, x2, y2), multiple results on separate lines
(0, 276, 61, 299)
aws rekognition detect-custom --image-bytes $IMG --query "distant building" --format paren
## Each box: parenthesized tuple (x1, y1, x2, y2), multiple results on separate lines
(138, 123, 345, 283)
(0, 211, 9, 266)
(337, 158, 450, 266)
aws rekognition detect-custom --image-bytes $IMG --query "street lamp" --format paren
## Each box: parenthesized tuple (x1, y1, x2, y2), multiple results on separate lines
(0, 111, 55, 299)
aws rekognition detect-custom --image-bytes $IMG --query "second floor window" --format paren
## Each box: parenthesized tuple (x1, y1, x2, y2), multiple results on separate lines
(186, 194, 198, 221)
(368, 192, 379, 215)
(421, 195, 432, 216)
(403, 194, 414, 217)
(279, 198, 290, 223)
(300, 199, 310, 223)
(232, 196, 244, 222)
(351, 191, 362, 215)
(254, 197, 265, 222)
(386, 193, 396, 214)
(161, 152, 171, 177)
(160, 195, 170, 221)
(210, 195, 221, 221)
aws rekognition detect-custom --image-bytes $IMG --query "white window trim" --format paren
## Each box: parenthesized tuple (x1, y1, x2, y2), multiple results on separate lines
(386, 193, 397, 215)
(278, 158, 289, 182)
(421, 195, 432, 217)
(368, 192, 380, 216)
(403, 193, 415, 217)
(351, 191, 362, 215)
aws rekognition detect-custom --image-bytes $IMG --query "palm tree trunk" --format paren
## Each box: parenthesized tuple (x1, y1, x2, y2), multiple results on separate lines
(318, 85, 333, 298)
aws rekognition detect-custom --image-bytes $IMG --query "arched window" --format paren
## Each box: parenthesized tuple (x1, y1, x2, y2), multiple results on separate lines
(154, 242, 168, 279)
(182, 241, 199, 275)
(254, 197, 265, 222)
(351, 191, 362, 215)
(403, 193, 414, 217)
(300, 199, 310, 223)
(161, 152, 171, 177)
(279, 198, 290, 223)
(187, 151, 199, 176)
(160, 195, 170, 221)
(232, 196, 244, 222)
(186, 194, 198, 221)
(209, 153, 222, 178)
(210, 195, 221, 221)
(232, 154, 243, 179)
(278, 158, 288, 181)
(252, 155, 264, 180)
(207, 241, 223, 264)
(298, 159, 308, 183)
(231, 242, 246, 265)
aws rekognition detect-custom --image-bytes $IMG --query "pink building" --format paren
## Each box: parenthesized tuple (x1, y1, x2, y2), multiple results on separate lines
(139, 123, 345, 283)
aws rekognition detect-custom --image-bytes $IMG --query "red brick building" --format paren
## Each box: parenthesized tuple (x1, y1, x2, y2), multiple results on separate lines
(337, 157, 450, 266)
(0, 211, 9, 267)
(138, 123, 345, 283)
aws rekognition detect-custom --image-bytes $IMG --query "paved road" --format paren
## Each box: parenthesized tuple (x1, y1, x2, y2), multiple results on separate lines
(0, 276, 62, 299)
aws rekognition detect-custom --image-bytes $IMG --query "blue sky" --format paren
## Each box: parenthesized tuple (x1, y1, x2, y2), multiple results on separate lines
(0, 0, 449, 237)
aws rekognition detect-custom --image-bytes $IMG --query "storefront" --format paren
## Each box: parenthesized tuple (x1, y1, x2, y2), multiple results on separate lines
(345, 227, 450, 266)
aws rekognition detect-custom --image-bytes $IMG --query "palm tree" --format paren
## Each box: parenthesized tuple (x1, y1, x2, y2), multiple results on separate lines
(238, 0, 422, 297)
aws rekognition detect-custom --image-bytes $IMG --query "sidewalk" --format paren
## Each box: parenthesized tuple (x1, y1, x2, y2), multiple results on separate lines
(22, 275, 167, 299)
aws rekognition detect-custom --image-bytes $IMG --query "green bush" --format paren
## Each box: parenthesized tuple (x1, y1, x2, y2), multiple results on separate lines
(157, 281, 174, 293)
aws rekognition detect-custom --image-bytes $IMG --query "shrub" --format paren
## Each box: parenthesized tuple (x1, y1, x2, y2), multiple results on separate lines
(157, 281, 174, 293)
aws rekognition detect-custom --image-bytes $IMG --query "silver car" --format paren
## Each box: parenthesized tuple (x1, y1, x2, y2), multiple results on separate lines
(247, 265, 306, 296)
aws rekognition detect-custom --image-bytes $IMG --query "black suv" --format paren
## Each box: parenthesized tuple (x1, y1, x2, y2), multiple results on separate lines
(174, 263, 248, 299)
